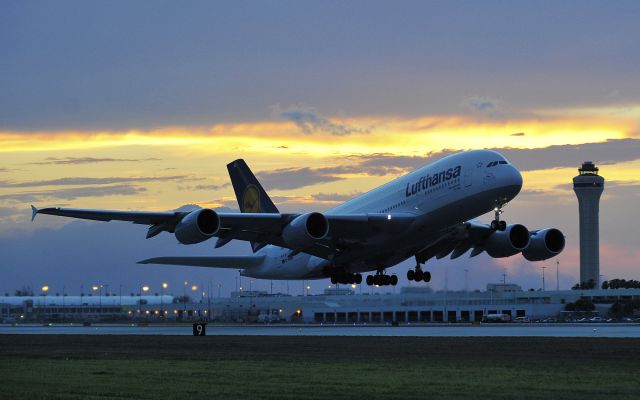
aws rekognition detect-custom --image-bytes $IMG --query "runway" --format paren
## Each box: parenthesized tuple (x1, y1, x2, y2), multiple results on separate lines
(1, 323, 639, 337)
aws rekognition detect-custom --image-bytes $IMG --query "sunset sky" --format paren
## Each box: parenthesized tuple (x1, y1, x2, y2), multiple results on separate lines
(1, 1, 639, 297)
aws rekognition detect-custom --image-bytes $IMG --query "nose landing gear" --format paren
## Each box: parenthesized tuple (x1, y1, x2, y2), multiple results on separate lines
(490, 203, 507, 231)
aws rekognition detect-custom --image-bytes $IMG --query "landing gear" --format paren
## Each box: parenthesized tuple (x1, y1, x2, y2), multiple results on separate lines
(407, 264, 431, 283)
(329, 268, 362, 285)
(491, 203, 508, 231)
(365, 270, 397, 286)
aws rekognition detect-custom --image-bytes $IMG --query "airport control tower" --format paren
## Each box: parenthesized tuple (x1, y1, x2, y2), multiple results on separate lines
(573, 161, 605, 287)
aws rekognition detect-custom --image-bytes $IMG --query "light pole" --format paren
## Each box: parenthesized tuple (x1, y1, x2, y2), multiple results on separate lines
(183, 281, 188, 315)
(41, 285, 49, 320)
(92, 285, 100, 313)
(161, 282, 168, 318)
(191, 284, 198, 319)
(141, 285, 149, 318)
(541, 266, 547, 291)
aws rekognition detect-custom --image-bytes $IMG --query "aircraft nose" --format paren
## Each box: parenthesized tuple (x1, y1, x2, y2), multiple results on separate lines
(512, 165, 523, 188)
(508, 165, 523, 198)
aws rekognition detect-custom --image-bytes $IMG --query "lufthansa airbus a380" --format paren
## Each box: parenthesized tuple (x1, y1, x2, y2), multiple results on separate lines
(32, 150, 565, 286)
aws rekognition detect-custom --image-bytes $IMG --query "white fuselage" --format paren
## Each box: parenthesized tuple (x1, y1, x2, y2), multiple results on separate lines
(243, 150, 523, 279)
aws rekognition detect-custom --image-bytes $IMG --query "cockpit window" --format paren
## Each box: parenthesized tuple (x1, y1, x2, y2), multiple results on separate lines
(487, 160, 508, 167)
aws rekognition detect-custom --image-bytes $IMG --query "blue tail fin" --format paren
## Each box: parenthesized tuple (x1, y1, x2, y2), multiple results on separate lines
(227, 159, 279, 252)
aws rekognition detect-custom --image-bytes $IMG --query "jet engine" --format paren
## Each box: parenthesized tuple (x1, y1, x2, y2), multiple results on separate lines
(282, 212, 329, 249)
(483, 223, 530, 258)
(174, 208, 220, 244)
(522, 228, 565, 261)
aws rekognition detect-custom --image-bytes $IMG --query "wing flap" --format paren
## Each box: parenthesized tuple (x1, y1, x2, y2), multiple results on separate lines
(137, 255, 265, 269)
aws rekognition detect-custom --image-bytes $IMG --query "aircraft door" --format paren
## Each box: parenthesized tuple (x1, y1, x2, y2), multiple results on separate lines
(464, 169, 473, 187)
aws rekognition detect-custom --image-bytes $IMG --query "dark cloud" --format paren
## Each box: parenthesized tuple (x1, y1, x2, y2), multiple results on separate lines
(30, 157, 161, 165)
(0, 175, 193, 188)
(242, 139, 640, 192)
(511, 132, 526, 137)
(554, 180, 640, 199)
(0, 168, 9, 173)
(461, 95, 500, 115)
(346, 153, 430, 174)
(344, 138, 640, 173)
(2, 3, 640, 130)
(279, 107, 370, 136)
(500, 139, 640, 171)
(256, 167, 346, 190)
(0, 185, 147, 203)
(255, 162, 395, 190)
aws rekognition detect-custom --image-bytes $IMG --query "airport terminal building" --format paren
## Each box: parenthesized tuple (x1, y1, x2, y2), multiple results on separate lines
(3, 285, 639, 323)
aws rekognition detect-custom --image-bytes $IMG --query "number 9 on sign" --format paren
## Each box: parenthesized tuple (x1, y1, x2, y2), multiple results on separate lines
(193, 322, 206, 336)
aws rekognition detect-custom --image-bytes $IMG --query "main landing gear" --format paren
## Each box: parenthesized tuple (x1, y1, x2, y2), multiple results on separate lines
(407, 264, 431, 282)
(329, 268, 362, 285)
(490, 203, 507, 231)
(365, 270, 398, 286)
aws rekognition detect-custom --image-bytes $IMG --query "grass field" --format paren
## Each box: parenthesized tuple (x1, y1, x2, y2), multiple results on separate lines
(1, 335, 639, 399)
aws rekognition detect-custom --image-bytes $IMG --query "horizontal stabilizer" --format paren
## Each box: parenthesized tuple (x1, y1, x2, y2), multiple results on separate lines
(137, 255, 265, 269)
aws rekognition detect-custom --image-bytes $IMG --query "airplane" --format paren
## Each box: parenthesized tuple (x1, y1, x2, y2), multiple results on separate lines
(31, 149, 565, 286)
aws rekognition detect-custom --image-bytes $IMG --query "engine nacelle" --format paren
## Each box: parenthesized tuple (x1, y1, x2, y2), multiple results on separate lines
(484, 224, 530, 258)
(282, 212, 329, 249)
(522, 228, 565, 261)
(174, 208, 220, 244)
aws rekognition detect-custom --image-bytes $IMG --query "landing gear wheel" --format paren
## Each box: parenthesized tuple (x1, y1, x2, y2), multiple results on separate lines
(390, 275, 398, 286)
(490, 220, 499, 231)
(499, 220, 507, 231)
(330, 275, 338, 284)
(415, 269, 424, 281)
(355, 274, 362, 284)
(407, 269, 415, 281)
(366, 275, 373, 286)
(423, 271, 431, 282)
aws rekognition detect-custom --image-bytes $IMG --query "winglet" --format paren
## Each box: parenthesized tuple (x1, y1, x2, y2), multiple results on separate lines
(31, 205, 38, 222)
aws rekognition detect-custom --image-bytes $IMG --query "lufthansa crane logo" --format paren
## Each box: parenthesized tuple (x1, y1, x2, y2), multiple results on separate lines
(242, 185, 261, 213)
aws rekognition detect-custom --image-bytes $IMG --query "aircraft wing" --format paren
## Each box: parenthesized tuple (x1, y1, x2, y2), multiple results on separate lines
(214, 212, 417, 259)
(32, 205, 184, 225)
(138, 255, 265, 269)
(32, 205, 416, 260)
(413, 220, 531, 262)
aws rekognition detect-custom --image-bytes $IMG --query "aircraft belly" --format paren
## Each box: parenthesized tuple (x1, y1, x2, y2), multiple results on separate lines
(335, 184, 521, 274)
